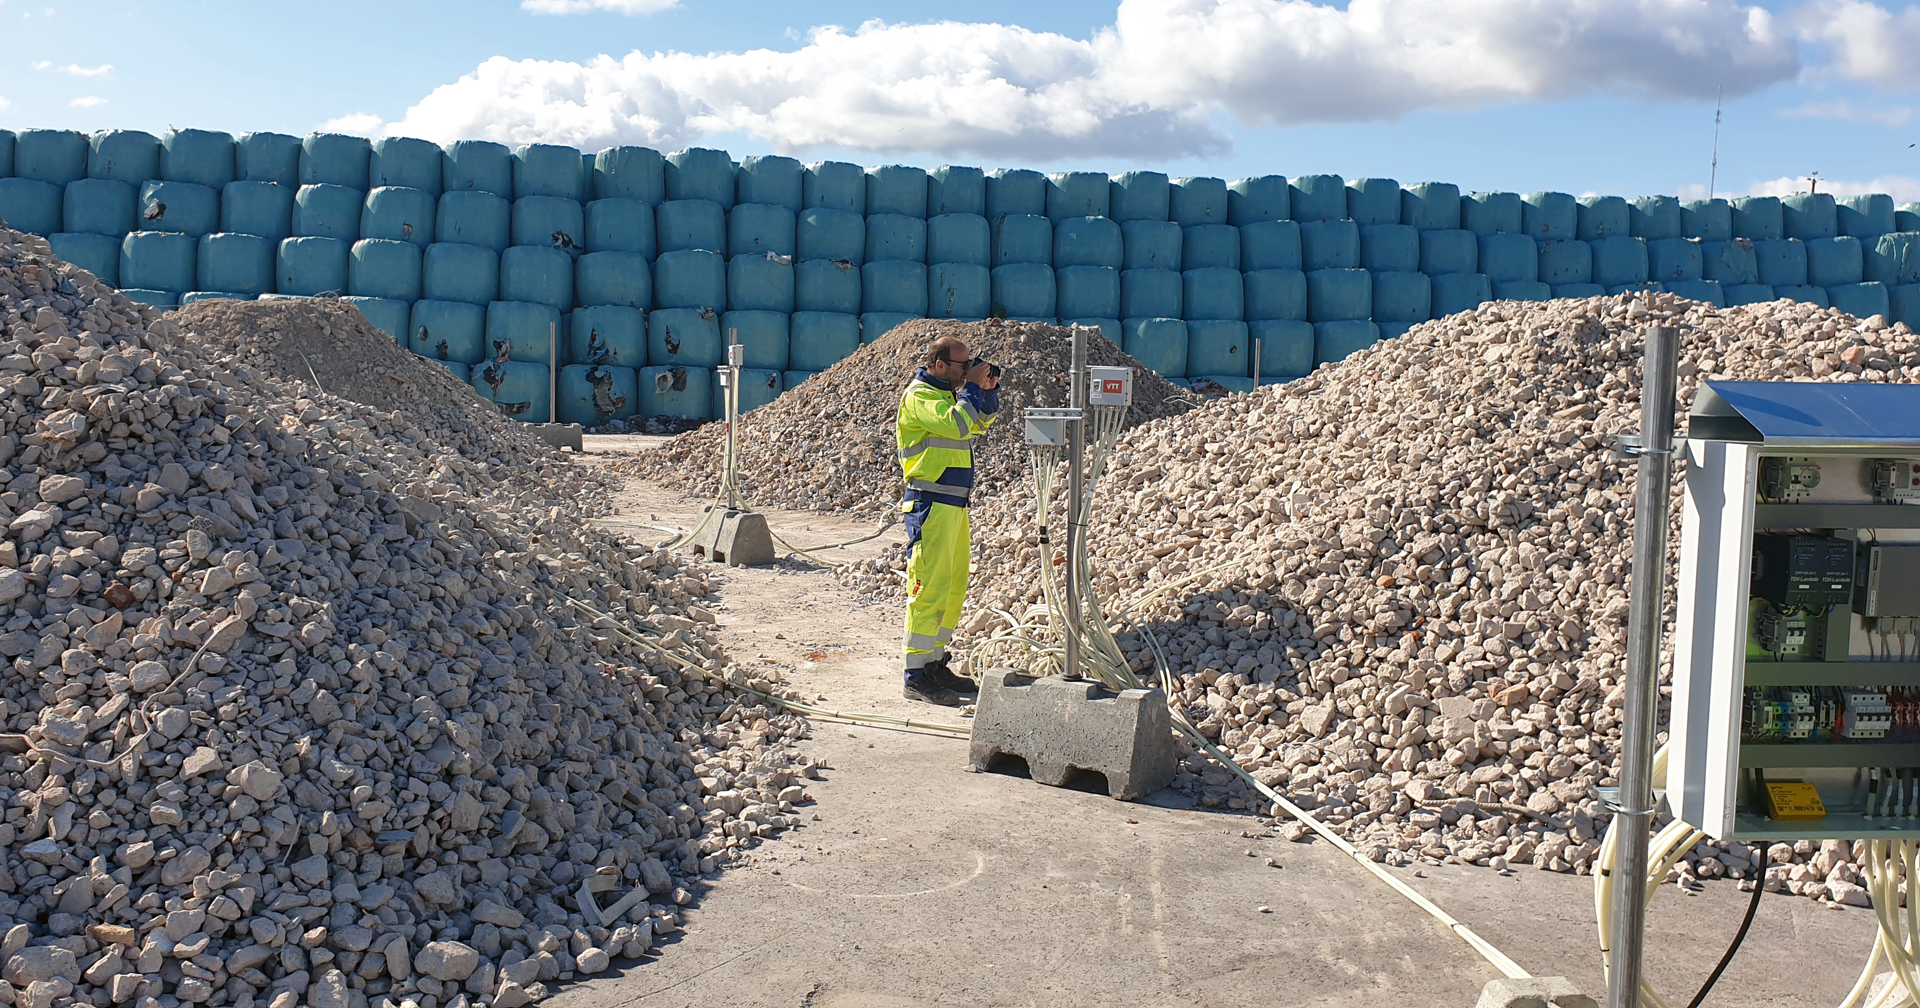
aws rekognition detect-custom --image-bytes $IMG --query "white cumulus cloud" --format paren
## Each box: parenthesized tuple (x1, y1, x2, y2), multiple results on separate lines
(1777, 99, 1912, 125)
(61, 62, 110, 77)
(1678, 175, 1920, 202)
(1792, 0, 1920, 90)
(0, 96, 10, 112)
(374, 0, 1803, 161)
(520, 0, 678, 14)
(67, 95, 105, 107)
(319, 113, 385, 136)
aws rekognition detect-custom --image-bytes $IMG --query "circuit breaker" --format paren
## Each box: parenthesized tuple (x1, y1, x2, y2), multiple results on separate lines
(1670, 381, 1920, 841)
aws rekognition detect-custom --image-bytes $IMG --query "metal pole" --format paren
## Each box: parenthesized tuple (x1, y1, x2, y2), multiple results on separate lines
(1252, 337, 1262, 386)
(1606, 324, 1679, 1008)
(724, 333, 741, 510)
(1063, 326, 1088, 680)
(548, 322, 559, 424)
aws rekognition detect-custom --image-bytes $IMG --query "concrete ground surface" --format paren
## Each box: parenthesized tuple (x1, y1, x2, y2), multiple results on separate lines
(549, 436, 1881, 1008)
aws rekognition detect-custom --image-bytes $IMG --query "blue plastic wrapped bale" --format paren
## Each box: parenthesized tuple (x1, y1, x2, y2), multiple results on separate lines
(1192, 375, 1255, 394)
(1664, 279, 1725, 307)
(1894, 285, 1920, 329)
(664, 148, 734, 209)
(1901, 205, 1920, 232)
(1701, 239, 1758, 284)
(1551, 283, 1606, 299)
(797, 207, 865, 264)
(484, 300, 564, 365)
(275, 237, 348, 295)
(1299, 266, 1375, 324)
(926, 213, 990, 268)
(1754, 239, 1808, 286)
(1829, 281, 1892, 320)
(137, 180, 219, 239)
(1181, 224, 1240, 271)
(912, 166, 982, 221)
(725, 253, 793, 313)
(1377, 322, 1417, 340)
(1538, 239, 1592, 284)
(1301, 219, 1360, 272)
(299, 134, 370, 189)
(1045, 172, 1107, 221)
(654, 199, 724, 255)
(1783, 193, 1837, 240)
(346, 239, 422, 301)
(499, 245, 574, 311)
(1120, 318, 1187, 377)
(1647, 237, 1702, 281)
(159, 129, 235, 189)
(1601, 283, 1662, 296)
(866, 213, 927, 264)
(1055, 266, 1119, 320)
(1723, 284, 1776, 306)
(48, 233, 119, 284)
(1493, 280, 1551, 302)
(341, 296, 410, 340)
(1287, 175, 1345, 223)
(795, 258, 862, 314)
(1238, 220, 1300, 273)
(14, 130, 88, 185)
(789, 311, 861, 370)
(1629, 195, 1681, 239)
(1162, 177, 1222, 227)
(928, 262, 989, 319)
(1774, 284, 1828, 307)
(1419, 229, 1477, 275)
(196, 233, 273, 296)
(119, 290, 178, 309)
(511, 195, 585, 253)
(649, 307, 722, 367)
(638, 365, 712, 419)
(592, 146, 665, 204)
(179, 292, 254, 304)
(1050, 216, 1120, 270)
(569, 305, 645, 367)
(1869, 233, 1920, 286)
(1123, 220, 1183, 270)
(577, 250, 653, 309)
(727, 203, 795, 259)
(721, 310, 790, 370)
(62, 179, 134, 237)
(1315, 320, 1381, 365)
(858, 165, 923, 219)
(1120, 268, 1181, 319)
(992, 214, 1052, 267)
(1477, 233, 1538, 282)
(1371, 271, 1430, 323)
(1359, 224, 1418, 272)
(219, 181, 294, 242)
(1103, 171, 1168, 224)
(1186, 319, 1248, 375)
(1574, 196, 1630, 240)
(1585, 235, 1647, 288)
(1462, 192, 1522, 236)
(558, 364, 639, 424)
(234, 132, 300, 187)
(1400, 182, 1461, 231)
(1247, 318, 1314, 377)
(1430, 272, 1492, 317)
(797, 161, 863, 215)
(1346, 178, 1400, 226)
(1807, 236, 1864, 287)
(511, 144, 585, 202)
(360, 187, 436, 247)
(1732, 196, 1783, 240)
(730, 154, 802, 212)
(1521, 192, 1576, 238)
(985, 168, 1044, 218)
(289, 183, 361, 241)
(0, 131, 10, 177)
(861, 313, 919, 342)
(1243, 269, 1306, 320)
(436, 191, 510, 252)
(863, 260, 928, 315)
(990, 263, 1055, 319)
(88, 130, 159, 184)
(120, 232, 196, 293)
(721, 368, 784, 413)
(471, 360, 551, 422)
(1839, 194, 1896, 238)
(1682, 199, 1732, 241)
(366, 136, 442, 197)
(584, 198, 654, 257)
(421, 243, 499, 305)
(1185, 267, 1246, 321)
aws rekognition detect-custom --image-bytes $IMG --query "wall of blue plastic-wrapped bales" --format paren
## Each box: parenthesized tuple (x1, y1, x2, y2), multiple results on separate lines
(929, 166, 985, 218)
(868, 165, 928, 218)
(1301, 220, 1359, 271)
(639, 365, 712, 419)
(726, 254, 793, 313)
(472, 359, 551, 420)
(729, 203, 795, 258)
(1250, 318, 1315, 376)
(500, 245, 574, 311)
(89, 130, 159, 184)
(928, 262, 990, 319)
(64, 178, 134, 236)
(1121, 268, 1181, 320)
(723, 310, 790, 370)
(1578, 196, 1629, 240)
(653, 250, 725, 309)
(666, 149, 736, 208)
(367, 137, 441, 196)
(928, 214, 990, 267)
(411, 300, 486, 364)
(864, 260, 928, 315)
(49, 232, 120, 284)
(1244, 269, 1306, 321)
(594, 147, 664, 204)
(586, 199, 654, 257)
(798, 208, 864, 263)
(1047, 172, 1107, 220)
(1111, 172, 1169, 223)
(1122, 221, 1182, 270)
(650, 307, 722, 368)
(16, 130, 89, 186)
(1055, 216, 1122, 269)
(570, 305, 646, 367)
(804, 161, 865, 215)
(736, 155, 802, 211)
(362, 187, 435, 247)
(578, 251, 653, 309)
(139, 181, 219, 239)
(1183, 224, 1240, 271)
(122, 231, 196, 292)
(790, 311, 861, 371)
(866, 214, 926, 263)
(343, 296, 410, 340)
(795, 258, 862, 314)
(558, 364, 639, 425)
(1360, 224, 1418, 272)
(1187, 318, 1247, 374)
(1171, 177, 1228, 226)
(1347, 179, 1399, 227)
(199, 233, 274, 295)
(511, 196, 584, 250)
(484, 300, 564, 365)
(1056, 265, 1119, 319)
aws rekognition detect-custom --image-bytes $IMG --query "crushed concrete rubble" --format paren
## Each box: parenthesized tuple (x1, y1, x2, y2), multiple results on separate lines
(0, 227, 816, 1008)
(840, 292, 1920, 906)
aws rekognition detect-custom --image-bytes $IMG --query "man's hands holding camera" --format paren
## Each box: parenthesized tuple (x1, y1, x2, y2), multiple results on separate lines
(964, 358, 1001, 390)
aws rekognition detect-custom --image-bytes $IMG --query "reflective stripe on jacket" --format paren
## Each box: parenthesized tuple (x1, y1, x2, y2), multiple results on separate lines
(895, 368, 999, 507)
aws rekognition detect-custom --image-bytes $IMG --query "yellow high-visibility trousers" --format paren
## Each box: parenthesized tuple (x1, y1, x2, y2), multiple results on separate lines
(902, 501, 970, 675)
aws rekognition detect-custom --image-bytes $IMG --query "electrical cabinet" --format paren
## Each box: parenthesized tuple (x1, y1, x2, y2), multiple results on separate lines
(1671, 381, 1920, 841)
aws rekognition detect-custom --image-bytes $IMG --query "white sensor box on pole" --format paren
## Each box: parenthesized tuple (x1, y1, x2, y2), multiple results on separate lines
(1088, 366, 1133, 407)
(1023, 407, 1078, 447)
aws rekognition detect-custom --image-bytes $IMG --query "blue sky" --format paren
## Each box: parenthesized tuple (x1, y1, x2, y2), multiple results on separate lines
(7, 0, 1920, 202)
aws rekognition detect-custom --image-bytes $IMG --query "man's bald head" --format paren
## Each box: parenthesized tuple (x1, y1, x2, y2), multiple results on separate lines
(925, 335, 969, 370)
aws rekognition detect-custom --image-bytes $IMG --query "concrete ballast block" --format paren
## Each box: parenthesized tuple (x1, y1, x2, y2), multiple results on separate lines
(968, 672, 1176, 800)
(1474, 977, 1597, 1008)
(687, 504, 776, 566)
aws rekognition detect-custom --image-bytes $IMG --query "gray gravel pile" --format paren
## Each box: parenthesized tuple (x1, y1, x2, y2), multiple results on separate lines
(0, 228, 815, 1008)
(626, 318, 1195, 515)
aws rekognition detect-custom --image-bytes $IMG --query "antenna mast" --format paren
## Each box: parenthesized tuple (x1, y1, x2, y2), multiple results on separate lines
(1708, 86, 1723, 200)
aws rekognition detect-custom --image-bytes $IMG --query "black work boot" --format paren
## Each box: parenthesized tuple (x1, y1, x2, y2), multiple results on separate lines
(926, 657, 976, 693)
(903, 674, 964, 707)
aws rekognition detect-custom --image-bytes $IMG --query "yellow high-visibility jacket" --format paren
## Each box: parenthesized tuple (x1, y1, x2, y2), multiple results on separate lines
(895, 368, 999, 507)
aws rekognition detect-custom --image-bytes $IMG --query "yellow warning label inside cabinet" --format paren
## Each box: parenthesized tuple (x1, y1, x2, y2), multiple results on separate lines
(1765, 781, 1827, 820)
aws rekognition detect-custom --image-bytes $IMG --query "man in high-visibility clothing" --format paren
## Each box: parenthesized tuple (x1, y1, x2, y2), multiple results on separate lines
(896, 335, 1001, 705)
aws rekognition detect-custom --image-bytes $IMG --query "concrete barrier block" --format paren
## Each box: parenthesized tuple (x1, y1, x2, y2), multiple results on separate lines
(1474, 977, 1596, 1008)
(687, 504, 775, 566)
(522, 422, 583, 451)
(967, 672, 1176, 800)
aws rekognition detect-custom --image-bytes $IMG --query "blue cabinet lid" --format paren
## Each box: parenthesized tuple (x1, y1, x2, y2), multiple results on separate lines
(1691, 380, 1920, 446)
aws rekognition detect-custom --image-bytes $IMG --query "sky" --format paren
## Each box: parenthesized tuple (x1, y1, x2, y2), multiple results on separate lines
(7, 0, 1920, 202)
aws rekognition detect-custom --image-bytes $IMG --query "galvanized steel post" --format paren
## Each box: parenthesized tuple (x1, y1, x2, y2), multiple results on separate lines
(549, 322, 558, 424)
(1063, 325, 1088, 680)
